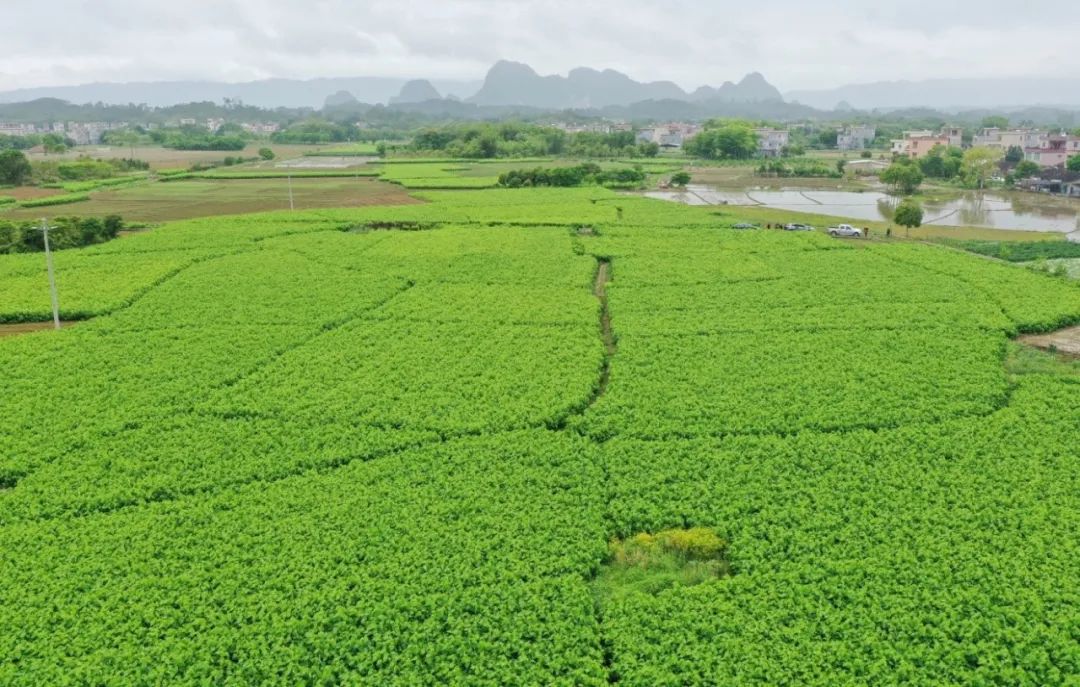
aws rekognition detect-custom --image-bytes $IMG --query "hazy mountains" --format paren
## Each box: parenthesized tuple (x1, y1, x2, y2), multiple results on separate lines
(786, 77, 1080, 111)
(0, 77, 481, 109)
(467, 61, 782, 109)
(0, 61, 783, 111)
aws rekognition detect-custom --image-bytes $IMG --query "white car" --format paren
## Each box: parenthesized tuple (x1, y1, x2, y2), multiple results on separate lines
(828, 223, 863, 238)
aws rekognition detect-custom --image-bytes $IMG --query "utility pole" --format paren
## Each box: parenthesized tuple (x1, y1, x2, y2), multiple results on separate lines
(287, 173, 295, 211)
(40, 218, 61, 330)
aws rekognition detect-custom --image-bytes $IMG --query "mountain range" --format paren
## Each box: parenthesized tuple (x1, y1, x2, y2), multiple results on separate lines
(786, 77, 1080, 111)
(464, 61, 782, 109)
(4, 62, 1080, 116)
(0, 61, 783, 111)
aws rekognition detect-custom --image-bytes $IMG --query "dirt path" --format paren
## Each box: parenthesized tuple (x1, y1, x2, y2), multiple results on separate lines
(593, 258, 615, 397)
(1019, 325, 1080, 356)
(0, 321, 75, 337)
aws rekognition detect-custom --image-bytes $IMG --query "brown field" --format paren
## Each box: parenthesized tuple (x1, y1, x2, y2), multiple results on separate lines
(25, 144, 325, 171)
(4, 186, 64, 201)
(1, 177, 420, 223)
(0, 321, 75, 337)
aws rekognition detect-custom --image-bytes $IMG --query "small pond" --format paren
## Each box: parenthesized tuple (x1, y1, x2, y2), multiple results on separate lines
(646, 185, 1080, 241)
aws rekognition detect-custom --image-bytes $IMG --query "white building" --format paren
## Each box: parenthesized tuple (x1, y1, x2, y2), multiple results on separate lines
(0, 123, 38, 137)
(754, 128, 789, 157)
(637, 122, 702, 149)
(837, 125, 876, 151)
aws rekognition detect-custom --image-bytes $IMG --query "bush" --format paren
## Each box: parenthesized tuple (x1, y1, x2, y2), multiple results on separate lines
(894, 199, 924, 228)
(19, 193, 91, 208)
(258, 147, 276, 161)
(497, 164, 646, 189)
(0, 215, 123, 252)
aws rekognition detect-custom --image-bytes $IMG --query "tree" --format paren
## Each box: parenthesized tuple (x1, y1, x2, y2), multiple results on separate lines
(1068, 155, 1080, 173)
(670, 171, 691, 187)
(981, 115, 1009, 130)
(42, 133, 68, 154)
(961, 147, 1004, 189)
(894, 199, 924, 228)
(1004, 145, 1024, 164)
(258, 147, 276, 160)
(881, 161, 924, 195)
(684, 122, 758, 160)
(836, 159, 847, 174)
(110, 130, 141, 159)
(817, 130, 839, 148)
(0, 149, 32, 185)
(1014, 160, 1041, 178)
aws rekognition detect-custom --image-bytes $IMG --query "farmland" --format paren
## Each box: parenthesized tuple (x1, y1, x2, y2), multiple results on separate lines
(1, 185, 1079, 685)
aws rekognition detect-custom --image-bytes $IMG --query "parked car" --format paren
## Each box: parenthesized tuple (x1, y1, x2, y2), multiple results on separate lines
(783, 223, 815, 232)
(732, 223, 759, 230)
(828, 223, 863, 238)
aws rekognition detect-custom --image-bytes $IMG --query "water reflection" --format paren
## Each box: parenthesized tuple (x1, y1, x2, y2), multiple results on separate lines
(645, 185, 1080, 236)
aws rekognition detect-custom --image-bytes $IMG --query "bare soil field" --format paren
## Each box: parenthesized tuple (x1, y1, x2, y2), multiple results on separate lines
(1019, 325, 1080, 357)
(0, 321, 74, 337)
(26, 144, 324, 171)
(1, 177, 420, 223)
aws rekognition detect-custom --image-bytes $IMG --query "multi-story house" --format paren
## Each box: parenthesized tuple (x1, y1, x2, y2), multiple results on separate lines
(1025, 134, 1073, 167)
(837, 125, 876, 151)
(754, 128, 789, 157)
(0, 123, 38, 137)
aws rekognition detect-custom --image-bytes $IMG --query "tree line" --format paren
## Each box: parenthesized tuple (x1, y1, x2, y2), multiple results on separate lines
(0, 216, 124, 253)
(497, 163, 646, 188)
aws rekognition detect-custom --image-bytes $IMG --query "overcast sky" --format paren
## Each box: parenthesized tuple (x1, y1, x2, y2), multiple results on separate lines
(4, 0, 1079, 93)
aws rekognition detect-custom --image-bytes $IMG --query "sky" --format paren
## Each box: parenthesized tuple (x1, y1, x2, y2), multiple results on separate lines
(3, 0, 1080, 94)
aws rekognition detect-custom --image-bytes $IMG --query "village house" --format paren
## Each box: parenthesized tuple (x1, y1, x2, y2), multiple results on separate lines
(837, 125, 876, 151)
(754, 128, 789, 157)
(636, 122, 702, 149)
(1024, 134, 1072, 168)
(891, 128, 960, 158)
(973, 127, 1044, 150)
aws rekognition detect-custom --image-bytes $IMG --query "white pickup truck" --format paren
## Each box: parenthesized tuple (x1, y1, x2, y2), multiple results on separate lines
(828, 223, 863, 238)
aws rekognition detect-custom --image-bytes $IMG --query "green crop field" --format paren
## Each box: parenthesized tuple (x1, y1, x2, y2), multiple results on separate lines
(1, 186, 1079, 685)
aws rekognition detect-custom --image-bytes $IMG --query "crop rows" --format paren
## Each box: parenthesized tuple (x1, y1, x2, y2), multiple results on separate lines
(0, 187, 1078, 685)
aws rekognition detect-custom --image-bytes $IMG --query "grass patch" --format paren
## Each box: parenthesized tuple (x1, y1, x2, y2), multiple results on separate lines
(1005, 342, 1080, 380)
(941, 239, 1080, 262)
(593, 527, 730, 603)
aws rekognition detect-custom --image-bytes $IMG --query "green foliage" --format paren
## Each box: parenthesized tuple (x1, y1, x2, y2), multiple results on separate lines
(257, 147, 275, 160)
(881, 160, 924, 194)
(1067, 154, 1080, 173)
(498, 164, 646, 189)
(17, 192, 91, 208)
(893, 198, 924, 228)
(0, 149, 32, 185)
(945, 238, 1080, 262)
(669, 171, 691, 187)
(917, 145, 963, 179)
(271, 119, 359, 144)
(0, 215, 123, 256)
(981, 115, 1009, 129)
(1004, 145, 1025, 164)
(962, 146, 1005, 188)
(683, 121, 758, 160)
(595, 528, 730, 603)
(0, 187, 1078, 686)
(1014, 159, 1042, 178)
(0, 133, 41, 151)
(758, 158, 841, 178)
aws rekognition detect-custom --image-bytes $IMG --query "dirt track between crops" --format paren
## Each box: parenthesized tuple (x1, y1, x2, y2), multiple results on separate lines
(1019, 325, 1080, 357)
(0, 321, 75, 337)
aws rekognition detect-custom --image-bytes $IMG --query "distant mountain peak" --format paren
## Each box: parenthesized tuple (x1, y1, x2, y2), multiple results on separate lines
(469, 61, 781, 109)
(390, 79, 442, 104)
